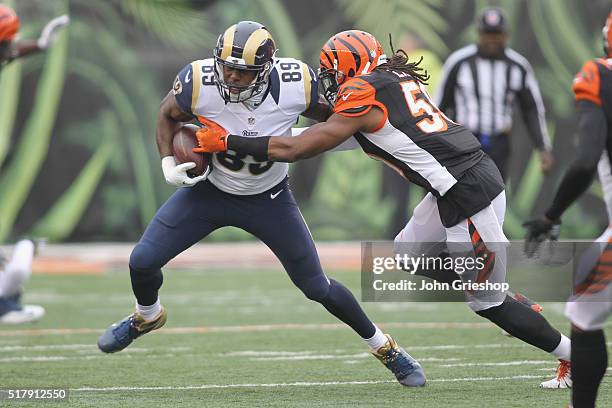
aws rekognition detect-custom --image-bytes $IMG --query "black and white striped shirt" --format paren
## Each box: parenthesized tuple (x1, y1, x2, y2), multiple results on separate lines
(435, 44, 551, 150)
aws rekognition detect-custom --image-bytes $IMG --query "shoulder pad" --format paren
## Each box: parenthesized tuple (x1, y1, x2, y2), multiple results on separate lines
(173, 59, 216, 115)
(173, 62, 196, 115)
(573, 60, 601, 106)
(334, 77, 377, 116)
(272, 57, 316, 113)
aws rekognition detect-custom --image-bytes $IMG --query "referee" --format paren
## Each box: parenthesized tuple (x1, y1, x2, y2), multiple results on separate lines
(435, 7, 553, 180)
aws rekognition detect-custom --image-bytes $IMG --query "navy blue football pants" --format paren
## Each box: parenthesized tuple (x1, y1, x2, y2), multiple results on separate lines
(129, 177, 376, 339)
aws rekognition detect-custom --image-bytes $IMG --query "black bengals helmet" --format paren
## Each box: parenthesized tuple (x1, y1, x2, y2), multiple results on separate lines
(213, 21, 277, 103)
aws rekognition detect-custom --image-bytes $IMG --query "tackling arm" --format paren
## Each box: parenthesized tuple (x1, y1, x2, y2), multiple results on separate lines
(226, 108, 383, 162)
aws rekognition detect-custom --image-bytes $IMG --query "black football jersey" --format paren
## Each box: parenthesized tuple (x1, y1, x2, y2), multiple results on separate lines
(334, 69, 504, 227)
(573, 58, 612, 221)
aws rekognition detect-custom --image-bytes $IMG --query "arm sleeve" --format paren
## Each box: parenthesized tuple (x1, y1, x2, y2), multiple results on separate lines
(545, 100, 608, 220)
(516, 62, 552, 151)
(434, 56, 461, 120)
(172, 63, 195, 116)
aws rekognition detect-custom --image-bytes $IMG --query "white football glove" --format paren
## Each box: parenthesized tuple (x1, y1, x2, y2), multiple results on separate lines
(37, 14, 70, 50)
(161, 156, 208, 188)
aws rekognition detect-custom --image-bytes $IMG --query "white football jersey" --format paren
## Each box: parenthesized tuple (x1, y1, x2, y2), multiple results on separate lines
(172, 57, 318, 195)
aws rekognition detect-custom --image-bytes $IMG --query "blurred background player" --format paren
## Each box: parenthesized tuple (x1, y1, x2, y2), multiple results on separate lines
(0, 5, 67, 325)
(0, 4, 69, 68)
(0, 239, 45, 324)
(195, 29, 572, 389)
(97, 21, 425, 387)
(524, 11, 612, 406)
(435, 7, 553, 181)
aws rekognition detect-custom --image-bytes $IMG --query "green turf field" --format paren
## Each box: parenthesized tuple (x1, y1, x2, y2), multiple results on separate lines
(0, 268, 609, 407)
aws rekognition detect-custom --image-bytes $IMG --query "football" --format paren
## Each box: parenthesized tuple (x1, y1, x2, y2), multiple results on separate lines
(172, 124, 212, 177)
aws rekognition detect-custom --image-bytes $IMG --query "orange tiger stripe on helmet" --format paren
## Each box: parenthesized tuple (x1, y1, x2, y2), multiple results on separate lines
(319, 29, 386, 105)
(319, 30, 385, 82)
(0, 5, 19, 42)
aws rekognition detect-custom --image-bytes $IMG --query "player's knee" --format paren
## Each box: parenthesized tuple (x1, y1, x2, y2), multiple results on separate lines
(296, 276, 331, 302)
(129, 243, 163, 273)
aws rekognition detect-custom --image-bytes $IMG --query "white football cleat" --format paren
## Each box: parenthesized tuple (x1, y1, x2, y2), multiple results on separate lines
(0, 304, 45, 324)
(540, 359, 571, 389)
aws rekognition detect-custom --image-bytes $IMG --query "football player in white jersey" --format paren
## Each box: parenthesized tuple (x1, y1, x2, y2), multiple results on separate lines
(97, 21, 426, 387)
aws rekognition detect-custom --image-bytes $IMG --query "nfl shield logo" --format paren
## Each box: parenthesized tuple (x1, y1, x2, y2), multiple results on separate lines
(247, 117, 256, 130)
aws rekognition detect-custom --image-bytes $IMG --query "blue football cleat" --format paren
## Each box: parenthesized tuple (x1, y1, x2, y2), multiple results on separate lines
(97, 308, 167, 353)
(372, 334, 426, 387)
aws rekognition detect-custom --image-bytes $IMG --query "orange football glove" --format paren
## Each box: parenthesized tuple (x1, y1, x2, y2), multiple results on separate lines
(193, 117, 229, 153)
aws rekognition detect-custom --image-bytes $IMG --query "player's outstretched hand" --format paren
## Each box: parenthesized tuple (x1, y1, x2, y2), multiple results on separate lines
(194, 117, 229, 153)
(37, 14, 70, 50)
(523, 217, 560, 258)
(161, 156, 208, 188)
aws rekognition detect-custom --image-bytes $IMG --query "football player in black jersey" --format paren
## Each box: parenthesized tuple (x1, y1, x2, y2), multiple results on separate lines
(197, 29, 572, 388)
(525, 11, 612, 406)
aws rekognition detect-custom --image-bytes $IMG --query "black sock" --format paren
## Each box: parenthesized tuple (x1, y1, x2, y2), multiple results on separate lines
(476, 295, 561, 352)
(319, 279, 376, 339)
(129, 267, 163, 306)
(572, 328, 608, 408)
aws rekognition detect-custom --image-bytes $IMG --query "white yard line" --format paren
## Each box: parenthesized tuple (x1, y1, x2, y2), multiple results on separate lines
(3, 321, 610, 337)
(439, 360, 552, 368)
(0, 344, 148, 353)
(71, 375, 546, 392)
(0, 321, 494, 337)
(0, 344, 94, 352)
(0, 353, 177, 363)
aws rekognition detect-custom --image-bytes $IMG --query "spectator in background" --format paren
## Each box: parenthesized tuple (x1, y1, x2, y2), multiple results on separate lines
(435, 7, 553, 181)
